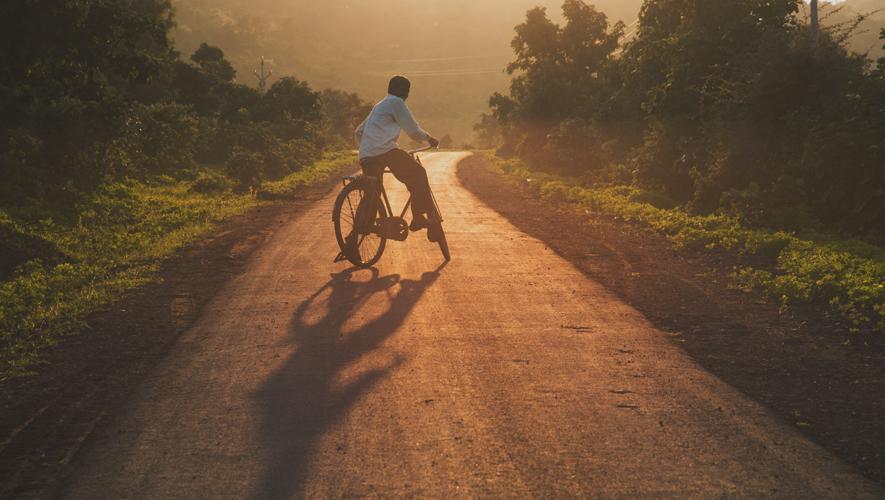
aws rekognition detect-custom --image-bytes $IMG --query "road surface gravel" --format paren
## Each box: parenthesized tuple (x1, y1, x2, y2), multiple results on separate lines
(61, 152, 882, 498)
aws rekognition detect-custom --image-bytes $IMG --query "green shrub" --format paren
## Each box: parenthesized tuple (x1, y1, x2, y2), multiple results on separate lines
(0, 131, 46, 199)
(628, 190, 678, 210)
(283, 138, 322, 171)
(261, 151, 357, 199)
(543, 119, 611, 174)
(0, 217, 68, 280)
(0, 260, 146, 377)
(226, 147, 265, 190)
(190, 170, 232, 194)
(120, 103, 200, 176)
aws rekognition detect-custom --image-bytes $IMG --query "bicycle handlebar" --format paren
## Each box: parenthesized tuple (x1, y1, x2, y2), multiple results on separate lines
(408, 145, 437, 155)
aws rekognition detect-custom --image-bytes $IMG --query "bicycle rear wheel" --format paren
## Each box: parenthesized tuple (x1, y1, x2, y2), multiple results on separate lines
(333, 180, 387, 268)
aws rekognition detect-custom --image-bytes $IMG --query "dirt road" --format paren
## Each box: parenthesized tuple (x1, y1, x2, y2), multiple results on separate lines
(60, 152, 881, 498)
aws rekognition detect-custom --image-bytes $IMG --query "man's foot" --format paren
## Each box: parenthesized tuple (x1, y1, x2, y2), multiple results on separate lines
(410, 213, 441, 232)
(409, 214, 429, 232)
(427, 222, 442, 242)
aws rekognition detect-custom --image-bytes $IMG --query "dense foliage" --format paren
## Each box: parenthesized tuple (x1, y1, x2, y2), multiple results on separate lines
(0, 0, 371, 279)
(479, 0, 885, 238)
(0, 1, 368, 202)
(0, 1, 369, 375)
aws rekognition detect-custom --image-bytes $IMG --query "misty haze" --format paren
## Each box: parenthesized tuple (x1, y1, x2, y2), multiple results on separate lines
(171, 0, 884, 142)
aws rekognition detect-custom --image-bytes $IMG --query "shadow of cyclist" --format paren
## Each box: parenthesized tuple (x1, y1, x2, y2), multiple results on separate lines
(251, 263, 444, 498)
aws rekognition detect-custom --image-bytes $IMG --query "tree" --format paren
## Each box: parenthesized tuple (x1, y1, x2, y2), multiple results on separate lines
(486, 0, 885, 231)
(618, 0, 804, 206)
(505, 1, 624, 125)
(0, 0, 178, 188)
(260, 77, 322, 124)
(879, 28, 885, 75)
(172, 44, 242, 117)
(0, 0, 176, 108)
(320, 89, 371, 147)
(218, 84, 263, 123)
(191, 43, 237, 83)
(473, 113, 501, 149)
(486, 0, 623, 160)
(487, 92, 519, 154)
(810, 0, 819, 37)
(621, 0, 800, 118)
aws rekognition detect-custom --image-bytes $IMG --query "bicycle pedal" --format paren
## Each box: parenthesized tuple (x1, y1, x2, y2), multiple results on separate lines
(333, 252, 349, 263)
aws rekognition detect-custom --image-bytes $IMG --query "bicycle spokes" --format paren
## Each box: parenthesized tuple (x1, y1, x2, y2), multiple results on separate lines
(339, 185, 384, 264)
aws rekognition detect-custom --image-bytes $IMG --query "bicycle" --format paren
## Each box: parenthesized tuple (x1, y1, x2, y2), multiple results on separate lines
(332, 146, 450, 268)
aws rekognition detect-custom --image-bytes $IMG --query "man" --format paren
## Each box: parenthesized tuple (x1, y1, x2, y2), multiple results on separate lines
(355, 76, 442, 241)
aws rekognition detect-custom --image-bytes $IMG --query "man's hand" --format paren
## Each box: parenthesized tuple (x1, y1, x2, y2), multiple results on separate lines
(428, 136, 440, 148)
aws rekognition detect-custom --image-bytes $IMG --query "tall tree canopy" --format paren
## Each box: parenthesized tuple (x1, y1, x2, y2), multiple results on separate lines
(503, 0, 624, 124)
(483, 0, 885, 232)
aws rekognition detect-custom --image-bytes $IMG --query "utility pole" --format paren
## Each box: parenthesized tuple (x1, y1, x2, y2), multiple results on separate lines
(253, 56, 272, 93)
(810, 0, 819, 38)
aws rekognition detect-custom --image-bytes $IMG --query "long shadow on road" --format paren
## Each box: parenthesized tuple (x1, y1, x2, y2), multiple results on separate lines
(251, 264, 443, 498)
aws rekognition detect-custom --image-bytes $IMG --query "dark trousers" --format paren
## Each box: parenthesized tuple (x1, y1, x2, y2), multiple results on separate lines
(360, 148, 433, 218)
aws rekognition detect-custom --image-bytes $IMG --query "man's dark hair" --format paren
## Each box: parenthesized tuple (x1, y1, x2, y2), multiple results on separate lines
(388, 76, 411, 99)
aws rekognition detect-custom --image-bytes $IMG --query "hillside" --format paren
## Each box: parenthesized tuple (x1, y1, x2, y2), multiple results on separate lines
(171, 0, 643, 143)
(171, 0, 882, 143)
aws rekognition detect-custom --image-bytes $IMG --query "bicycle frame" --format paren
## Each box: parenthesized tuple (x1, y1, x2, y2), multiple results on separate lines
(377, 175, 412, 222)
(344, 146, 443, 228)
(377, 148, 444, 224)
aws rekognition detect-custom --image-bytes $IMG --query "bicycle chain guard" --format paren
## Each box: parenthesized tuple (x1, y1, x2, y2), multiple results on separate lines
(377, 217, 409, 241)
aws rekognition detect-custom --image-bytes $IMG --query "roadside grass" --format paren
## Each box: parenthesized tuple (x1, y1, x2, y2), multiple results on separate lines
(0, 152, 356, 379)
(482, 153, 885, 334)
(261, 150, 357, 199)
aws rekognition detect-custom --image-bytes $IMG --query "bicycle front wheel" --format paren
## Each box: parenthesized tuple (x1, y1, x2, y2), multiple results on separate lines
(437, 225, 451, 261)
(333, 180, 387, 268)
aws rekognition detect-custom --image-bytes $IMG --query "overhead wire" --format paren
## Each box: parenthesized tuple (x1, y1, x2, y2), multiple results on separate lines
(381, 54, 510, 63)
(367, 68, 504, 78)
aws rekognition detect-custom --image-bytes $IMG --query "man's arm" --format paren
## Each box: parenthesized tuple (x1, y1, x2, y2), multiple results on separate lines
(354, 117, 367, 145)
(392, 99, 431, 143)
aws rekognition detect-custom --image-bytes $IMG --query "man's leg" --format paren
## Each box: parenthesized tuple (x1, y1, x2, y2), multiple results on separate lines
(382, 149, 443, 241)
(382, 149, 435, 220)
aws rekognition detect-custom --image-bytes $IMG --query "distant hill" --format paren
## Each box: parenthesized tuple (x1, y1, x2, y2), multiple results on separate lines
(170, 1, 881, 143)
(171, 0, 643, 143)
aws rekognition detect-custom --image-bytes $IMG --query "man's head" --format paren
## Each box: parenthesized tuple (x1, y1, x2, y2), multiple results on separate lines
(388, 76, 411, 100)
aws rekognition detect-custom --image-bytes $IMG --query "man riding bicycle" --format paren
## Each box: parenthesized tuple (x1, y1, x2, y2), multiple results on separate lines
(355, 76, 442, 242)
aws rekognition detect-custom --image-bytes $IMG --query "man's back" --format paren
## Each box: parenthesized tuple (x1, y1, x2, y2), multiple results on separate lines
(356, 94, 429, 160)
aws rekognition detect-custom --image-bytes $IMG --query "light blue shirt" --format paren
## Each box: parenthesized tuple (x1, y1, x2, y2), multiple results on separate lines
(355, 95, 429, 159)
